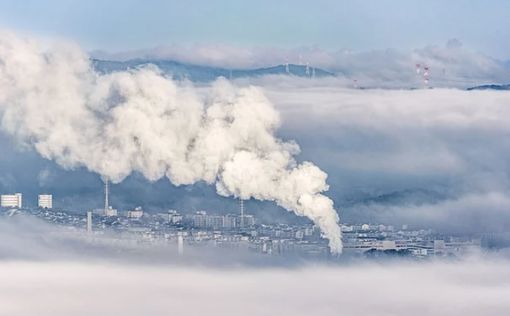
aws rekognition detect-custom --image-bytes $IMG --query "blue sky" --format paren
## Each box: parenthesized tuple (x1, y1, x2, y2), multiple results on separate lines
(0, 0, 509, 58)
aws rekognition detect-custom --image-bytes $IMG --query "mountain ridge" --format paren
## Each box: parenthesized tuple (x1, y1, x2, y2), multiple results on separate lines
(92, 58, 335, 82)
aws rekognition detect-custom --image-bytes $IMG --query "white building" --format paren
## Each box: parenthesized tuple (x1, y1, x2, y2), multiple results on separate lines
(205, 215, 223, 229)
(378, 240, 397, 250)
(38, 194, 53, 209)
(104, 206, 118, 217)
(222, 214, 237, 229)
(1, 193, 22, 208)
(242, 215, 255, 227)
(192, 211, 207, 228)
(127, 206, 144, 219)
(168, 210, 183, 224)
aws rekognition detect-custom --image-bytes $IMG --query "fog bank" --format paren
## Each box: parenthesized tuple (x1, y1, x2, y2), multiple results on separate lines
(0, 258, 509, 316)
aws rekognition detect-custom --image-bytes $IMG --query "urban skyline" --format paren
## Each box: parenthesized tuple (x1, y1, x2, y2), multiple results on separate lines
(0, 179, 494, 260)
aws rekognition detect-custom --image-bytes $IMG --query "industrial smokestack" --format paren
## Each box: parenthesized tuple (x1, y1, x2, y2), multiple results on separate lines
(177, 233, 184, 255)
(0, 31, 342, 253)
(86, 211, 92, 233)
(239, 199, 244, 228)
(104, 179, 109, 214)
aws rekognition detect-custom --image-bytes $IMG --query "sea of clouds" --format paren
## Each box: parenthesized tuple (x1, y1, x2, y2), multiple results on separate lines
(1, 30, 510, 316)
(257, 84, 510, 233)
(0, 216, 509, 316)
(1, 258, 509, 316)
(93, 38, 510, 88)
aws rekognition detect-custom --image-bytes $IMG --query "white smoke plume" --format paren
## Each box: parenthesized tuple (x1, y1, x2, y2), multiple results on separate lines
(0, 31, 342, 252)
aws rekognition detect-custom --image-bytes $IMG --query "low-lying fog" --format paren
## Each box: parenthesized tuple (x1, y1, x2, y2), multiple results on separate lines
(1, 258, 509, 316)
(0, 217, 509, 316)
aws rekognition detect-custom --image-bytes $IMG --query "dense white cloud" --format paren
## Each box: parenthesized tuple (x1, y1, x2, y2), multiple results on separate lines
(0, 30, 341, 252)
(0, 258, 509, 316)
(0, 217, 507, 316)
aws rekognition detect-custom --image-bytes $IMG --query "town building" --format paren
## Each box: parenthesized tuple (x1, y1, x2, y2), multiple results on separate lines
(1, 193, 22, 208)
(38, 194, 53, 209)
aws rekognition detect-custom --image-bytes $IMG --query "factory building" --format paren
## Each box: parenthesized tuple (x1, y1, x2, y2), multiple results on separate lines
(127, 206, 144, 219)
(38, 194, 53, 209)
(104, 206, 118, 217)
(1, 193, 22, 208)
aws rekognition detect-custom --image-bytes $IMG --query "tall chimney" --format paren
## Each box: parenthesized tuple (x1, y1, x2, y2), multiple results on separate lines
(87, 210, 92, 233)
(104, 179, 109, 214)
(177, 233, 184, 255)
(240, 199, 244, 228)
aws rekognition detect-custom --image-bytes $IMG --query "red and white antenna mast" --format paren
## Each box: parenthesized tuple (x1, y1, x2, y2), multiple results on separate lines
(423, 66, 430, 87)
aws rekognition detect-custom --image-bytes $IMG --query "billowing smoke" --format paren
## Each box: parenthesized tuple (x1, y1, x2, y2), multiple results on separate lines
(0, 31, 342, 252)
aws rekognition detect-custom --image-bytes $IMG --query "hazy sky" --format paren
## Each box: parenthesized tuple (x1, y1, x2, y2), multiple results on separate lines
(0, 0, 509, 58)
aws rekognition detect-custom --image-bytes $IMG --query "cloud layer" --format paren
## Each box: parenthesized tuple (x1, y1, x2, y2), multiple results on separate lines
(261, 85, 510, 231)
(0, 216, 508, 316)
(1, 258, 509, 316)
(94, 39, 510, 88)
